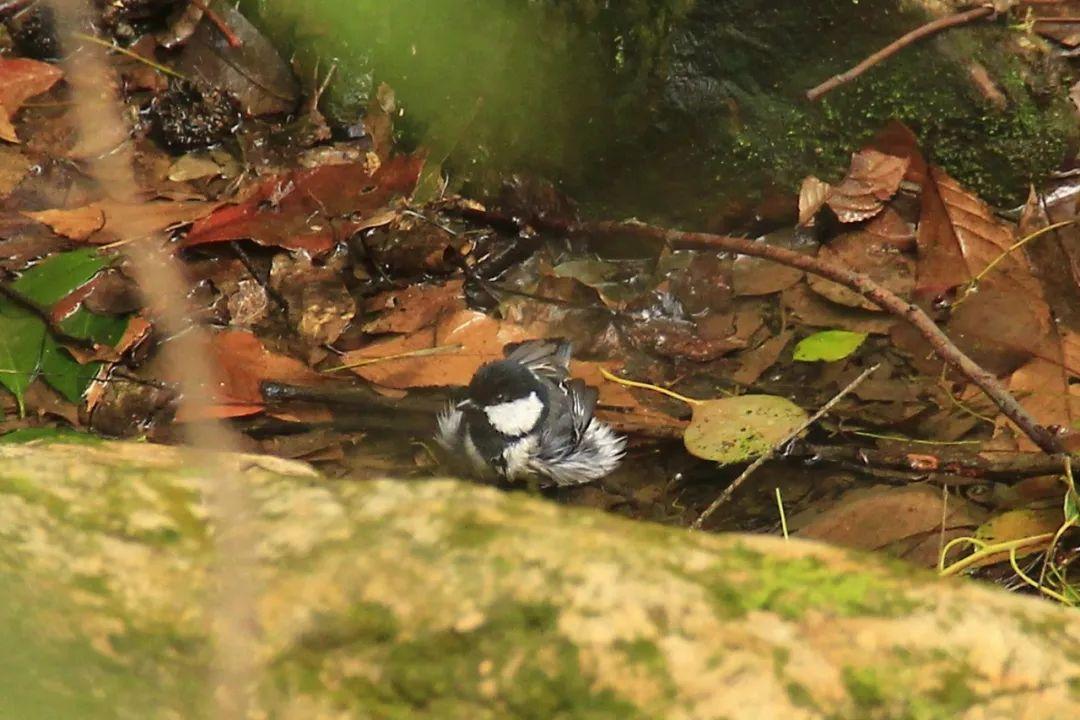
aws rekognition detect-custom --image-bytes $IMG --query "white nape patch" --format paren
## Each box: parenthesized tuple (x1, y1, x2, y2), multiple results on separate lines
(484, 392, 543, 437)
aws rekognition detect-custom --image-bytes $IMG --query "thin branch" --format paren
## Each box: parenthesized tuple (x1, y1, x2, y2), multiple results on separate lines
(792, 443, 1077, 482)
(692, 364, 881, 530)
(806, 5, 996, 102)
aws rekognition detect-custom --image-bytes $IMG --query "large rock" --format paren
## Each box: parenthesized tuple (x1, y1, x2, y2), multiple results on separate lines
(0, 441, 1078, 718)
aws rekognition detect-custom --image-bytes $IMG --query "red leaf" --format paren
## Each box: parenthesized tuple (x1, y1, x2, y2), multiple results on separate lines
(181, 153, 425, 254)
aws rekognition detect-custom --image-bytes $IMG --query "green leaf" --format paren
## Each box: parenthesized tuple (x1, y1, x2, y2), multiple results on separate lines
(0, 302, 46, 414)
(683, 394, 808, 465)
(10, 248, 111, 305)
(793, 330, 868, 362)
(0, 249, 125, 407)
(1065, 490, 1079, 525)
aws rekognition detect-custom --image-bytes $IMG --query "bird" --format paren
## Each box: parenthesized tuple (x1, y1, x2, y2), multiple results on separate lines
(435, 339, 625, 486)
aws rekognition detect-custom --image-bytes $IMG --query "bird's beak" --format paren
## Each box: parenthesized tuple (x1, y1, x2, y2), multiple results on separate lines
(456, 399, 475, 410)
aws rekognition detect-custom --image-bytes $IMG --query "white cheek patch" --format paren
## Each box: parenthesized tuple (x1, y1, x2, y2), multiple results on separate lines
(484, 392, 543, 437)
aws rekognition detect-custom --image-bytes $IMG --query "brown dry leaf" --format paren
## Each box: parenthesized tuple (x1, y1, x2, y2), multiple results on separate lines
(1018, 185, 1080, 331)
(993, 327, 1080, 452)
(794, 484, 988, 568)
(798, 176, 831, 226)
(174, 330, 325, 421)
(0, 58, 64, 143)
(730, 331, 792, 386)
(0, 146, 31, 198)
(946, 284, 1050, 378)
(826, 149, 909, 223)
(363, 279, 465, 334)
(344, 310, 542, 388)
(781, 283, 894, 335)
(24, 205, 106, 240)
(25, 200, 215, 244)
(807, 231, 915, 311)
(862, 206, 916, 251)
(731, 228, 810, 296)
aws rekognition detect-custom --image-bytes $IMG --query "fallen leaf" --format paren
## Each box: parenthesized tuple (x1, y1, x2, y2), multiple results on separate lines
(683, 394, 808, 464)
(825, 149, 909, 223)
(794, 484, 988, 568)
(25, 199, 214, 244)
(793, 330, 867, 362)
(798, 176, 831, 226)
(173, 2, 300, 116)
(807, 230, 915, 310)
(731, 228, 812, 296)
(0, 58, 63, 143)
(781, 283, 894, 335)
(175, 330, 325, 421)
(182, 153, 424, 254)
(363, 280, 466, 334)
(730, 331, 792, 386)
(0, 146, 32, 197)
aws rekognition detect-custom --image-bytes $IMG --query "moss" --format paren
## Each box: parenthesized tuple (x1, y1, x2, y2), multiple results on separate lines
(444, 512, 501, 549)
(697, 545, 923, 620)
(843, 666, 890, 714)
(272, 600, 645, 718)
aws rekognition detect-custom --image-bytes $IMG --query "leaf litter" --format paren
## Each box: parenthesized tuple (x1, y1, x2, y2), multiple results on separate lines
(0, 3, 1074, 594)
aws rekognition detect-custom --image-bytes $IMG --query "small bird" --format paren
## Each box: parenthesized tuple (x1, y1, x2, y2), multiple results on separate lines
(435, 339, 625, 486)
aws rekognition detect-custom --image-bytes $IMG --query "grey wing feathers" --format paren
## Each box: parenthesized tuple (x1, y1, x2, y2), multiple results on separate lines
(565, 379, 598, 437)
(504, 339, 572, 381)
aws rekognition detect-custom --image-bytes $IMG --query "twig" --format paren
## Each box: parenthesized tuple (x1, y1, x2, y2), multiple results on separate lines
(692, 364, 881, 530)
(448, 210, 1063, 454)
(72, 31, 188, 81)
(792, 443, 1077, 482)
(806, 4, 996, 102)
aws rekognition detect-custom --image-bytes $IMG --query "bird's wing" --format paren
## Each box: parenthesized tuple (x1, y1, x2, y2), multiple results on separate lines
(565, 378, 598, 439)
(504, 339, 572, 382)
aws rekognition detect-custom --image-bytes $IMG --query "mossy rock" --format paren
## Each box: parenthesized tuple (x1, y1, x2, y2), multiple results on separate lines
(0, 441, 1078, 718)
(236, 0, 1076, 223)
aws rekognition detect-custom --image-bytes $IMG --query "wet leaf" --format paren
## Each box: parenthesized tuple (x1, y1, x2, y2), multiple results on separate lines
(807, 231, 914, 310)
(25, 200, 215, 244)
(175, 330, 325, 421)
(683, 394, 808, 464)
(793, 330, 867, 362)
(781, 284, 893, 335)
(794, 484, 988, 568)
(363, 279, 466, 335)
(173, 2, 300, 117)
(0, 249, 127, 409)
(730, 331, 792, 386)
(825, 149, 908, 223)
(0, 58, 63, 143)
(182, 154, 424, 254)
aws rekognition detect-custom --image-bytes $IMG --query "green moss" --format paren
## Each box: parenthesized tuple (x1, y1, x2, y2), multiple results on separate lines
(843, 666, 889, 713)
(272, 600, 645, 718)
(444, 513, 501, 549)
(697, 545, 923, 620)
